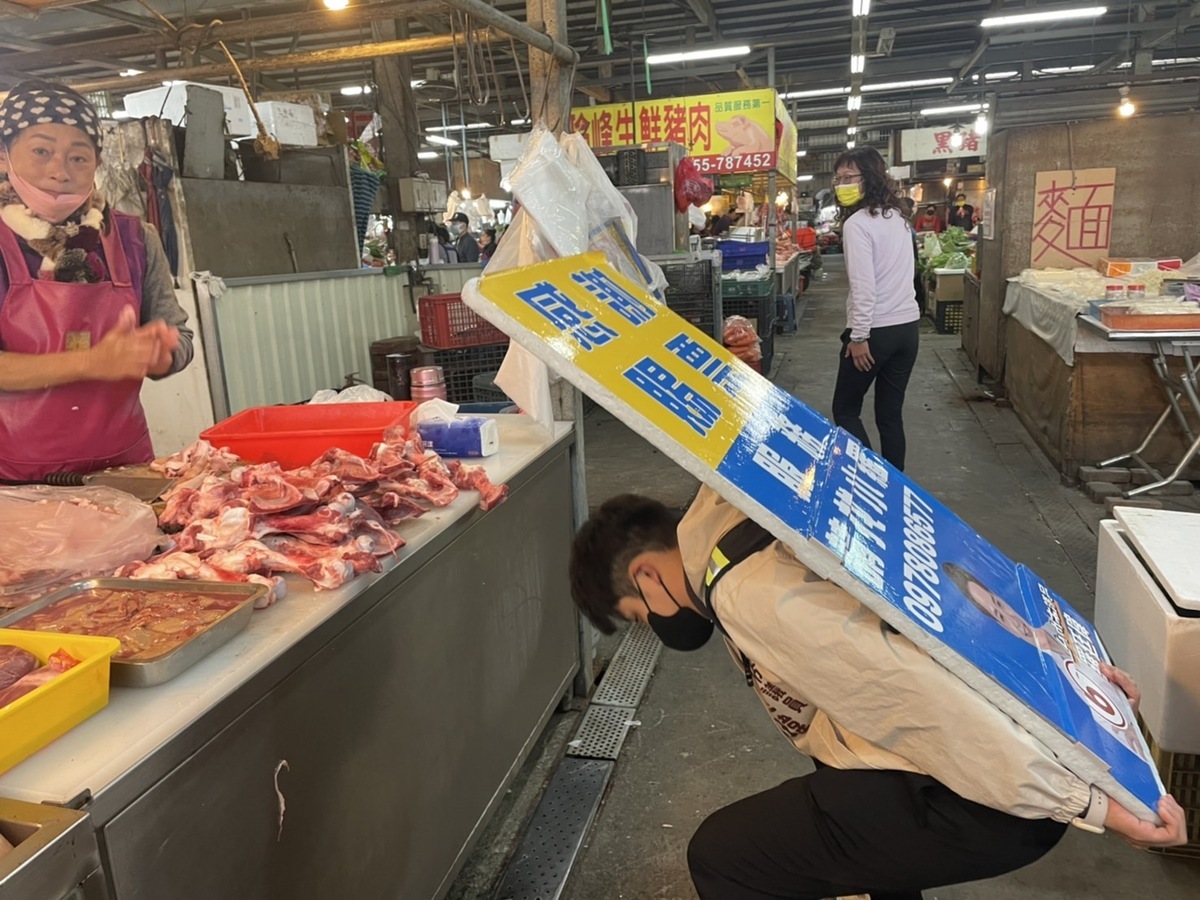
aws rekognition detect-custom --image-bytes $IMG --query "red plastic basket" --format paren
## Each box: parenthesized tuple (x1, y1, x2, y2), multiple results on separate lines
(200, 401, 417, 470)
(418, 293, 509, 350)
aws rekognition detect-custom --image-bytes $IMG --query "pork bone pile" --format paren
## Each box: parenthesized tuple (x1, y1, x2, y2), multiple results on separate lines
(131, 432, 508, 604)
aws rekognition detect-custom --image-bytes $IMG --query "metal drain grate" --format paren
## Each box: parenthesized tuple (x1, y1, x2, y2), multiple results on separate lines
(565, 703, 638, 760)
(591, 622, 662, 708)
(491, 758, 614, 900)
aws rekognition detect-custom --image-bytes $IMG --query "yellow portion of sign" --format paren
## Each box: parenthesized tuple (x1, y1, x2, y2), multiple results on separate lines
(571, 89, 789, 175)
(775, 93, 798, 183)
(477, 252, 772, 469)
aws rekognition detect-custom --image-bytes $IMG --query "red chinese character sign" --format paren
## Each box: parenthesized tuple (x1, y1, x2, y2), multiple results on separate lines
(1031, 169, 1116, 269)
(898, 126, 988, 162)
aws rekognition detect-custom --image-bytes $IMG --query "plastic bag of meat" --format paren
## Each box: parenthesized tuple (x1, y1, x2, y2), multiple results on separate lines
(674, 157, 714, 213)
(0, 648, 80, 710)
(0, 486, 163, 610)
(722, 315, 762, 364)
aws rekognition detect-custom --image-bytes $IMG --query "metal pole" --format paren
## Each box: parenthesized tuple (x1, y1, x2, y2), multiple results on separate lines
(441, 0, 578, 67)
(68, 32, 502, 94)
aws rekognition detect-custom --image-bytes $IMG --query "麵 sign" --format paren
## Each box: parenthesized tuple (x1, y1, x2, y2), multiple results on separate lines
(464, 253, 1165, 821)
(572, 89, 786, 176)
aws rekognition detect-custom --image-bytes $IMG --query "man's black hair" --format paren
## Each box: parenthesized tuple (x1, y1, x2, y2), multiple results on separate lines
(569, 494, 682, 634)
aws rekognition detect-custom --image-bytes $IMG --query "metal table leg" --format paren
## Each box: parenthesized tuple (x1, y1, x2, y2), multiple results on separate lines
(1120, 341, 1200, 497)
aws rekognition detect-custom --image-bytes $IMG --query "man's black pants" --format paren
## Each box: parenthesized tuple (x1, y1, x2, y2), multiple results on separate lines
(831, 322, 920, 471)
(687, 767, 1066, 900)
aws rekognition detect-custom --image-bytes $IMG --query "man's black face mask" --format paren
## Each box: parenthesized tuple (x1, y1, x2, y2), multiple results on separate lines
(636, 573, 714, 652)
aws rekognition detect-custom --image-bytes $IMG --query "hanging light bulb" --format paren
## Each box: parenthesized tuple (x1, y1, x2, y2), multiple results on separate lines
(974, 113, 989, 135)
(949, 129, 965, 149)
(324, 0, 350, 10)
(846, 139, 857, 149)
(1118, 86, 1136, 117)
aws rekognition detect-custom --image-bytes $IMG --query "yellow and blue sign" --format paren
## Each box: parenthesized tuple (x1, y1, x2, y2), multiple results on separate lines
(465, 253, 1164, 819)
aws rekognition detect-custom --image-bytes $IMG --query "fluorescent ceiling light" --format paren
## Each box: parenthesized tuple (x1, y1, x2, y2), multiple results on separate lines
(985, 70, 1020, 80)
(410, 80, 426, 89)
(417, 151, 439, 159)
(796, 149, 808, 156)
(426, 122, 493, 131)
(847, 94, 862, 111)
(111, 109, 133, 119)
(920, 102, 988, 115)
(784, 86, 850, 99)
(797, 174, 814, 181)
(425, 134, 459, 147)
(850, 54, 866, 74)
(510, 118, 530, 125)
(847, 125, 858, 135)
(981, 6, 1106, 28)
(1154, 57, 1200, 66)
(861, 77, 953, 92)
(119, 68, 143, 77)
(852, 0, 871, 15)
(341, 86, 370, 96)
(646, 45, 751, 65)
(1035, 64, 1094, 75)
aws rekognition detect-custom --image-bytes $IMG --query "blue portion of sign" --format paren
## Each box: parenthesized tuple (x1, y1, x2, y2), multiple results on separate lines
(715, 391, 835, 538)
(807, 431, 1162, 811)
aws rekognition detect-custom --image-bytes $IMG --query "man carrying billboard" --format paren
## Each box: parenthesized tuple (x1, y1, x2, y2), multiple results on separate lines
(569, 486, 1187, 900)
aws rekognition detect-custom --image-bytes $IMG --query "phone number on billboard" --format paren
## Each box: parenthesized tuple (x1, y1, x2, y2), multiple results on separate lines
(692, 153, 777, 173)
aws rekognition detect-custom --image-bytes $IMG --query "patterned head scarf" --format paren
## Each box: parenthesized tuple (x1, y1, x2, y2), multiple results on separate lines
(0, 80, 101, 149)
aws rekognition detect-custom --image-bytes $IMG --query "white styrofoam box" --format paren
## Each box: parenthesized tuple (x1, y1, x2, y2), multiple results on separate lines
(256, 101, 318, 147)
(124, 82, 254, 137)
(1114, 506, 1200, 611)
(1095, 519, 1200, 753)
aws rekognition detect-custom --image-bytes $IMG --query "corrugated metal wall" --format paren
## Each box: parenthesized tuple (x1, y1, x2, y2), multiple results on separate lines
(210, 269, 417, 415)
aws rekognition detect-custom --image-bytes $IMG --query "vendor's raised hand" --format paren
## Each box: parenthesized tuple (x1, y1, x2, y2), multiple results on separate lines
(1105, 794, 1189, 849)
(1100, 663, 1141, 716)
(87, 306, 159, 381)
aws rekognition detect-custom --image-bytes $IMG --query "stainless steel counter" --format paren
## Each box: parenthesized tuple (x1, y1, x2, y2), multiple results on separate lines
(0, 418, 579, 900)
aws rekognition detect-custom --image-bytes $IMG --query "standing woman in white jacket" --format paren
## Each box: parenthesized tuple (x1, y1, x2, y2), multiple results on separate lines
(831, 147, 922, 470)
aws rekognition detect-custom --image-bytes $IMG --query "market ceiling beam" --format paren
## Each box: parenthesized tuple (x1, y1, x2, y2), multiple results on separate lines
(0, 0, 38, 19)
(0, 1, 446, 75)
(66, 29, 515, 94)
(1090, 0, 1200, 75)
(441, 0, 578, 67)
(684, 0, 723, 41)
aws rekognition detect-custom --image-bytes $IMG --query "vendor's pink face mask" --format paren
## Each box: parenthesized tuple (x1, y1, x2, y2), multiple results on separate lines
(3, 124, 97, 222)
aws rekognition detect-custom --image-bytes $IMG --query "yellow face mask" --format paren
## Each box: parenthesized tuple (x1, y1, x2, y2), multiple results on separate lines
(835, 183, 864, 206)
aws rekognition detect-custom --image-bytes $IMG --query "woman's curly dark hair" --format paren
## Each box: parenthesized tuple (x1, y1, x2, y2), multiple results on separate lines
(833, 146, 905, 224)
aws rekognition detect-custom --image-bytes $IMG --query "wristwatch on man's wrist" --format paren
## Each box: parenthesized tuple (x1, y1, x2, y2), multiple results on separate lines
(1071, 785, 1108, 834)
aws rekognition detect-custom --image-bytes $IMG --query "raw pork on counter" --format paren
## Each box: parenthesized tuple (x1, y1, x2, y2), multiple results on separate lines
(141, 430, 508, 599)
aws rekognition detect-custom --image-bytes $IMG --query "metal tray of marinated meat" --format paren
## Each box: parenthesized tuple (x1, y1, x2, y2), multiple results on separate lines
(0, 578, 265, 687)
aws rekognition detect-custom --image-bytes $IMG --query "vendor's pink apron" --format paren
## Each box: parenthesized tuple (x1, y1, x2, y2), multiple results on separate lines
(0, 220, 153, 480)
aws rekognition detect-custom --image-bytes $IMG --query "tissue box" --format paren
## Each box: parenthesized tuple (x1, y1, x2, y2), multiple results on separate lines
(1096, 257, 1183, 277)
(417, 417, 499, 458)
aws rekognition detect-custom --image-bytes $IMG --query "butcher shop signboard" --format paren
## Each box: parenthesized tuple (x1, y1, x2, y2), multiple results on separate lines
(572, 89, 798, 181)
(463, 253, 1165, 822)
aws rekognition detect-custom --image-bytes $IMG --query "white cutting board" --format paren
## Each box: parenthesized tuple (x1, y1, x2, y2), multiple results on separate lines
(1113, 506, 1200, 611)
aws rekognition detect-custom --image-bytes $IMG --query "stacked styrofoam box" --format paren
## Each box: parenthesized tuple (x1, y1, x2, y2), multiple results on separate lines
(124, 82, 255, 137)
(256, 101, 318, 147)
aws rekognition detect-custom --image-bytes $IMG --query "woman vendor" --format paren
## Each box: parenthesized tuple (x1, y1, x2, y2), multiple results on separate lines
(0, 80, 193, 480)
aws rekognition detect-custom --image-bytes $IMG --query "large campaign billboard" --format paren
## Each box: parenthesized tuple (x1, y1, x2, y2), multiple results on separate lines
(463, 252, 1164, 819)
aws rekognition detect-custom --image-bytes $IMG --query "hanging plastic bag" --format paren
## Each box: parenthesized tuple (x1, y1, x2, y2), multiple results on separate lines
(674, 158, 714, 213)
(0, 486, 164, 609)
(722, 315, 762, 363)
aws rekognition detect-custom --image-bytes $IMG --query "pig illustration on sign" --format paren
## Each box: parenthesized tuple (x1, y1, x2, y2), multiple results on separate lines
(716, 115, 774, 157)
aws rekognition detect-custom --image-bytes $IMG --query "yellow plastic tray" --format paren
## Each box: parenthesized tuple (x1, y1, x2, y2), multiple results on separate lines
(0, 629, 120, 775)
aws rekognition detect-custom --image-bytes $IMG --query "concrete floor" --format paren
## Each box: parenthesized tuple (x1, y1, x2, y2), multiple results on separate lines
(451, 257, 1200, 900)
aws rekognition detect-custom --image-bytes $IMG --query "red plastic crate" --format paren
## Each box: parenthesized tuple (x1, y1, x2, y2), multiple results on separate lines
(418, 293, 509, 350)
(200, 401, 417, 469)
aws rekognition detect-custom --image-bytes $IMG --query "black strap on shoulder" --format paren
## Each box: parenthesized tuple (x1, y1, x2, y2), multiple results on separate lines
(698, 518, 774, 686)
